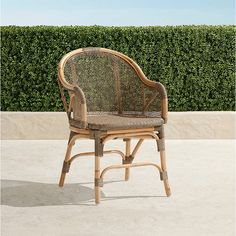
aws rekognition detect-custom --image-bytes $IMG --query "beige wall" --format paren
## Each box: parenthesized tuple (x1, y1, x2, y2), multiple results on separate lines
(1, 112, 235, 139)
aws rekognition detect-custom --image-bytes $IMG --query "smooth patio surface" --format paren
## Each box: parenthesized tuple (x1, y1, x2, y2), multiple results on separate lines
(1, 139, 235, 236)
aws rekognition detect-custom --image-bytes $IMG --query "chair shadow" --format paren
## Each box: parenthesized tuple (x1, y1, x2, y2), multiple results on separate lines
(1, 179, 165, 207)
(1, 179, 101, 207)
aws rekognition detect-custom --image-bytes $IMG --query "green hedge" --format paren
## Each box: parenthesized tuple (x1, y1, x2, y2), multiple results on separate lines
(1, 25, 235, 111)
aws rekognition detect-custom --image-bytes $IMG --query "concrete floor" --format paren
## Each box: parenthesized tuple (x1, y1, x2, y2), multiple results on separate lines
(1, 139, 235, 236)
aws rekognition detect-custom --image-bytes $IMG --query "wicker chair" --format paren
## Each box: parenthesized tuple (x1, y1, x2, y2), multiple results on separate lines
(58, 47, 171, 204)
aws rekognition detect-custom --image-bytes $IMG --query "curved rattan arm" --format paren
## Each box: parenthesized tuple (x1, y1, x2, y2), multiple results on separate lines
(152, 81, 168, 123)
(58, 77, 87, 128)
(72, 85, 88, 128)
(140, 78, 168, 123)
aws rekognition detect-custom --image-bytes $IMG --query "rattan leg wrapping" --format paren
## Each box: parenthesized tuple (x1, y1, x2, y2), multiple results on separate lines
(157, 126, 171, 196)
(157, 138, 165, 151)
(59, 161, 71, 187)
(124, 138, 131, 181)
(160, 150, 171, 196)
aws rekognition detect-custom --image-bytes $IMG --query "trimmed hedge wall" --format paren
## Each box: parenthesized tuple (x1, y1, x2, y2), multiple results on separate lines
(1, 25, 235, 111)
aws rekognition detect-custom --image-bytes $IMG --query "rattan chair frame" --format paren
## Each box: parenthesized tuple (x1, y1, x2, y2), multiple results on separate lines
(58, 47, 171, 204)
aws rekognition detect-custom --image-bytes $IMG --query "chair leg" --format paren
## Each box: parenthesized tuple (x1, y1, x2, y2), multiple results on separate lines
(59, 172, 66, 187)
(125, 168, 130, 181)
(94, 132, 103, 204)
(160, 150, 171, 197)
(59, 135, 74, 187)
(95, 155, 101, 204)
(124, 138, 131, 181)
(157, 126, 171, 197)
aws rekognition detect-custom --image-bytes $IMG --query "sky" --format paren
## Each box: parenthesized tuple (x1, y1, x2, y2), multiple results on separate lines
(1, 0, 235, 26)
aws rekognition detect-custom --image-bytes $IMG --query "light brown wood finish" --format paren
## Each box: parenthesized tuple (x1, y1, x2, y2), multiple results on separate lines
(95, 155, 101, 204)
(69, 126, 90, 134)
(100, 162, 162, 180)
(131, 139, 144, 157)
(58, 143, 73, 187)
(106, 127, 155, 135)
(69, 150, 125, 163)
(102, 131, 159, 144)
(160, 150, 171, 196)
(59, 173, 66, 187)
(162, 98, 168, 122)
(59, 134, 89, 187)
(124, 138, 131, 181)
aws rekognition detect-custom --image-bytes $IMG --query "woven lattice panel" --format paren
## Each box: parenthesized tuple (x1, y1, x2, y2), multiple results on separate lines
(63, 49, 161, 117)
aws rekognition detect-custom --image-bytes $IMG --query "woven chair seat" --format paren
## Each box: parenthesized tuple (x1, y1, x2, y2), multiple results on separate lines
(86, 114, 164, 130)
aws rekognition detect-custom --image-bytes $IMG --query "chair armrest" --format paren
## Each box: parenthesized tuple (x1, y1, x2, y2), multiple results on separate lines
(153, 81, 168, 123)
(142, 80, 168, 123)
(71, 85, 88, 129)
